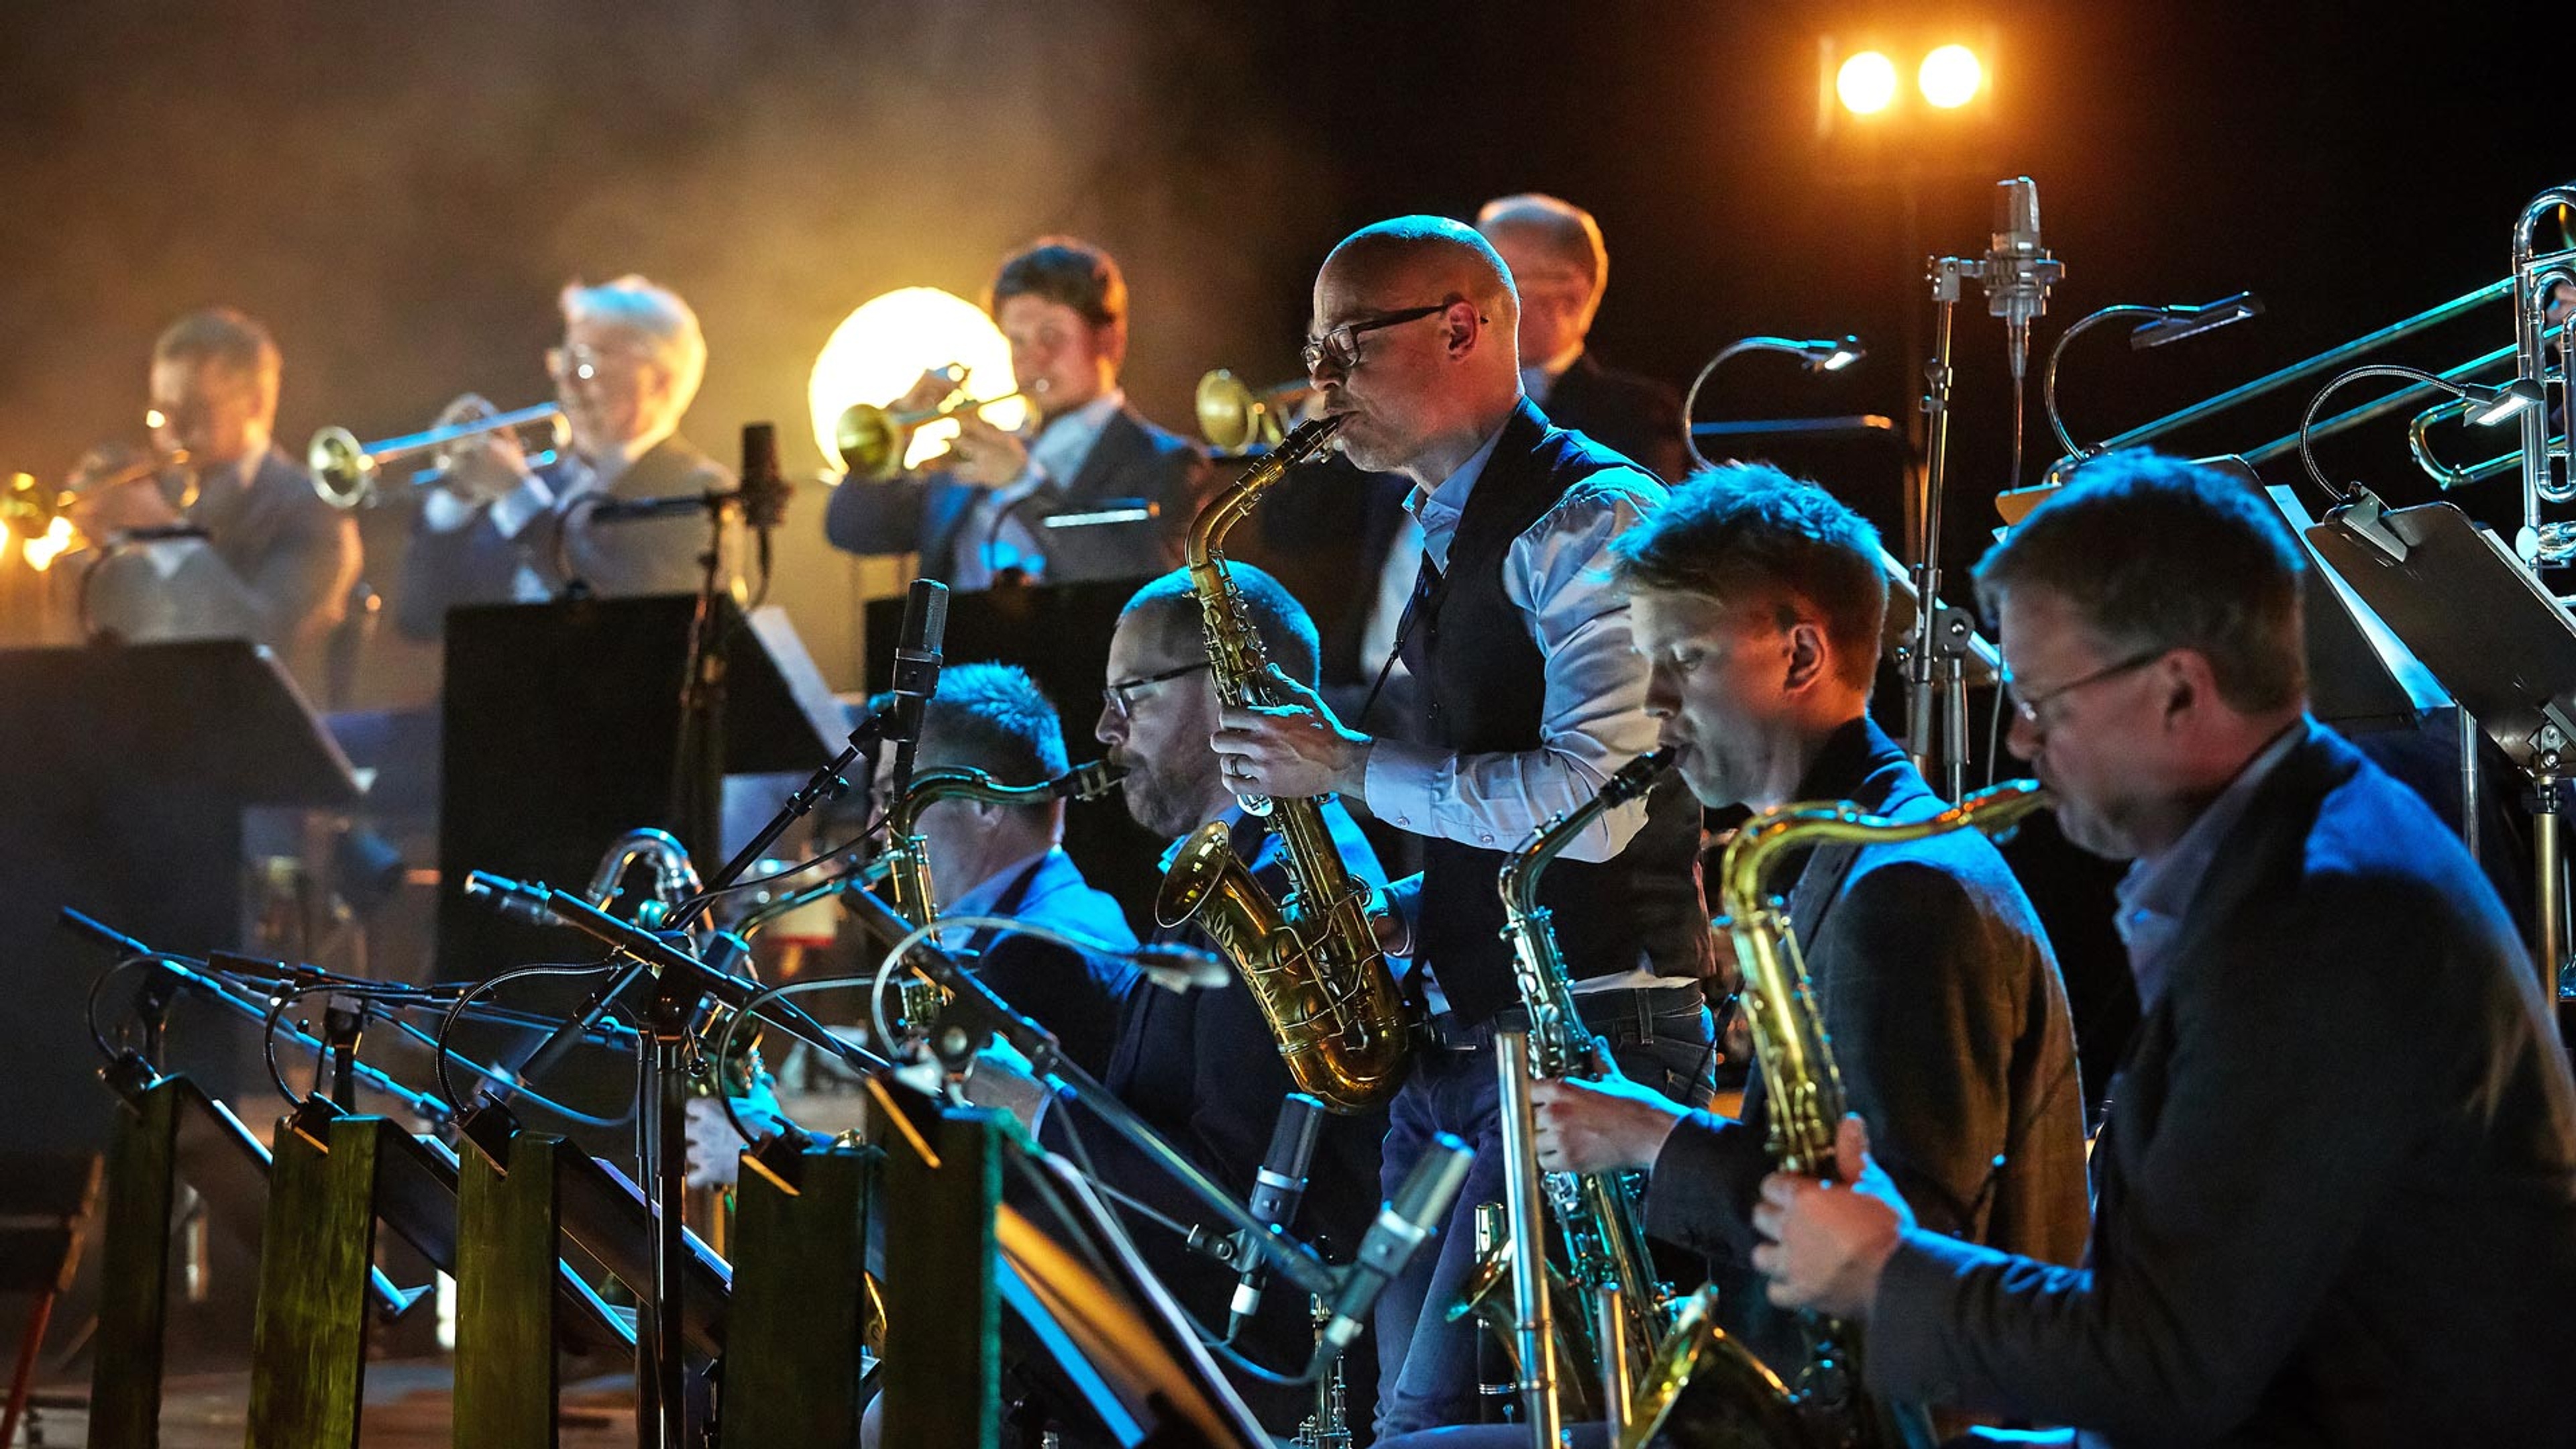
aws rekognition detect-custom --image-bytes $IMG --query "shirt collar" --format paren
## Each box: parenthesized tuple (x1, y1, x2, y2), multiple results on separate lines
(582, 421, 674, 492)
(1406, 411, 1514, 573)
(1027, 388, 1124, 488)
(2113, 715, 2313, 999)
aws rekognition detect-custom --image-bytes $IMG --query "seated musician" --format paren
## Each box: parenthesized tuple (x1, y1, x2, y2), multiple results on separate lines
(1378, 464, 2090, 1447)
(68, 306, 361, 684)
(685, 661, 1138, 1181)
(1755, 452, 2576, 1442)
(392, 274, 735, 639)
(822, 237, 1211, 588)
(1087, 563, 1388, 1434)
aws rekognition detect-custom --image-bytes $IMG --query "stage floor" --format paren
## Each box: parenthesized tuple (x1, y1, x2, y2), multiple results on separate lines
(18, 1363, 637, 1446)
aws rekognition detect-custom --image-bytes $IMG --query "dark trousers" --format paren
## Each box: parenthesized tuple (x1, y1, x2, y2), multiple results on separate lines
(1373, 984, 1713, 1438)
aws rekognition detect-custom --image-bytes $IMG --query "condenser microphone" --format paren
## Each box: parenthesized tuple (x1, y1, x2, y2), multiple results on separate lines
(1316, 1134, 1474, 1365)
(885, 578, 949, 805)
(737, 422, 790, 531)
(1984, 176, 2063, 381)
(1228, 1093, 1325, 1338)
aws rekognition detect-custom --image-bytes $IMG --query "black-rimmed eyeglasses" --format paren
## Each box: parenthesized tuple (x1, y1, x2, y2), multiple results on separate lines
(1301, 300, 1466, 374)
(2002, 647, 2170, 729)
(1102, 660, 1211, 718)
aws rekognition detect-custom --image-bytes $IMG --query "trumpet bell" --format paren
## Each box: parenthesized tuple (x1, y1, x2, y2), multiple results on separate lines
(1196, 370, 1266, 452)
(835, 400, 907, 482)
(308, 425, 370, 508)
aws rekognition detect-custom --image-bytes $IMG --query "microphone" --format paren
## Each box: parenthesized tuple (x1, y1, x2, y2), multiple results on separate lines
(1316, 1133, 1474, 1364)
(1229, 1093, 1325, 1338)
(738, 422, 790, 531)
(1984, 176, 2063, 381)
(886, 578, 949, 750)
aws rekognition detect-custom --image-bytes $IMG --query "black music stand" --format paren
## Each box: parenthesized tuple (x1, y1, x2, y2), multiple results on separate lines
(2307, 493, 2576, 981)
(437, 594, 842, 985)
(0, 641, 356, 1159)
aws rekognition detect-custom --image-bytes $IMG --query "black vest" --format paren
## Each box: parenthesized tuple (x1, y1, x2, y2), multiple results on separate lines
(1398, 400, 1710, 1023)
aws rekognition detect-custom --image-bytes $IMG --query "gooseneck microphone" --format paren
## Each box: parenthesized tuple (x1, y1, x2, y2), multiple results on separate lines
(1316, 1134, 1474, 1366)
(1229, 1093, 1326, 1338)
(1984, 176, 2063, 381)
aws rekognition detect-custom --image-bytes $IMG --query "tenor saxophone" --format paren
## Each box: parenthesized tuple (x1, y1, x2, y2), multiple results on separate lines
(1620, 780, 2053, 1449)
(1152, 415, 1413, 1114)
(1452, 748, 1679, 1440)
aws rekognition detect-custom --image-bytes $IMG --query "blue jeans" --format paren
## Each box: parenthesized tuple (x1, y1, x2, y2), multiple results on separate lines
(1373, 986, 1714, 1439)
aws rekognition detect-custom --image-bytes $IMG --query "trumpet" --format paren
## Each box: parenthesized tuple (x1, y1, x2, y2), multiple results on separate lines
(835, 378, 1030, 482)
(307, 402, 570, 510)
(1195, 369, 1314, 453)
(3, 445, 196, 569)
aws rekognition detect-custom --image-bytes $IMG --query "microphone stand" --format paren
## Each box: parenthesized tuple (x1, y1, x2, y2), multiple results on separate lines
(1909, 258, 1979, 802)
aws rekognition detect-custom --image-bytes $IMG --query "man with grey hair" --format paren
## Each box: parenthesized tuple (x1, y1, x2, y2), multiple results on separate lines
(1211, 215, 1710, 1434)
(394, 274, 735, 637)
(67, 306, 362, 687)
(1754, 450, 2576, 1442)
(1475, 193, 1684, 482)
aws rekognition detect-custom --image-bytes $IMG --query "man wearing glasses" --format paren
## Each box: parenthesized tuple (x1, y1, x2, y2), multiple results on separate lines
(1210, 215, 1711, 1435)
(1090, 563, 1389, 1433)
(1752, 451, 2576, 1442)
(392, 274, 734, 639)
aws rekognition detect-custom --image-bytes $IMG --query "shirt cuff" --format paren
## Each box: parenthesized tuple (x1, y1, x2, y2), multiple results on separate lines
(140, 538, 205, 579)
(419, 488, 480, 534)
(1376, 872, 1422, 958)
(1360, 735, 1449, 834)
(486, 476, 555, 540)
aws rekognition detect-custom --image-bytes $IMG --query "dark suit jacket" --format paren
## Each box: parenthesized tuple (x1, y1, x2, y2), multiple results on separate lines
(1870, 723, 2576, 1445)
(82, 445, 362, 674)
(822, 405, 1209, 587)
(391, 434, 735, 640)
(1540, 351, 1687, 484)
(959, 847, 1140, 1080)
(1083, 800, 1387, 1431)
(1644, 718, 2091, 1367)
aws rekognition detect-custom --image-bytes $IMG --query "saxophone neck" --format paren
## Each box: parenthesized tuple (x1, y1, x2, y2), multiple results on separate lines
(1499, 746, 1676, 916)
(1717, 778, 2053, 921)
(893, 761, 1128, 835)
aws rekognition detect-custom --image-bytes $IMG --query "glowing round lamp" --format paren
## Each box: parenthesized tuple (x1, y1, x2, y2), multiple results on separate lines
(807, 287, 1028, 474)
(1919, 45, 1983, 109)
(1836, 51, 1898, 115)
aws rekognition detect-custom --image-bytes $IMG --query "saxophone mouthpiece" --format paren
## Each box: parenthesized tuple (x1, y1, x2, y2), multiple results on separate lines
(1060, 759, 1128, 800)
(1603, 746, 1678, 807)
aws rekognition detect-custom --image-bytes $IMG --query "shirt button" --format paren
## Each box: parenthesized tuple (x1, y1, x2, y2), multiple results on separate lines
(1397, 816, 1412, 826)
(1479, 833, 1494, 844)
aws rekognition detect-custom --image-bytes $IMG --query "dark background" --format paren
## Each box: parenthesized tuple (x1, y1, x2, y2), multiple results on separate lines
(1, 0, 2559, 702)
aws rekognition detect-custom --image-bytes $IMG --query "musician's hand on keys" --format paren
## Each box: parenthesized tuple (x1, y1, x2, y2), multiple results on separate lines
(433, 393, 531, 505)
(1750, 1114, 1911, 1319)
(940, 410, 1029, 488)
(1530, 1042, 1688, 1175)
(1211, 665, 1373, 801)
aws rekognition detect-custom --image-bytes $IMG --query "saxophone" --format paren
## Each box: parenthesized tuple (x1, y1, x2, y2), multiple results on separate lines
(1152, 415, 1413, 1114)
(1452, 748, 1679, 1440)
(1620, 780, 2052, 1449)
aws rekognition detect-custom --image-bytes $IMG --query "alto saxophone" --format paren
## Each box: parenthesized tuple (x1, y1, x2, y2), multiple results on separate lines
(1620, 780, 2052, 1449)
(1153, 415, 1413, 1114)
(1453, 748, 1679, 1441)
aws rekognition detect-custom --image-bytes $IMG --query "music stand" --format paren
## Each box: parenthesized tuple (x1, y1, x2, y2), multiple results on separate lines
(0, 641, 356, 1159)
(2307, 494, 2576, 981)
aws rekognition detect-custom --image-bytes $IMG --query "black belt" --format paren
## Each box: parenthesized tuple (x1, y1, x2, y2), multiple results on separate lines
(1414, 981, 1705, 1053)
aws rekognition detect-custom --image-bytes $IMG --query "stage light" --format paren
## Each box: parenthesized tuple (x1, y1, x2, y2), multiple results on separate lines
(806, 287, 1028, 472)
(22, 515, 73, 572)
(1836, 51, 1898, 115)
(1919, 44, 1983, 108)
(144, 409, 166, 429)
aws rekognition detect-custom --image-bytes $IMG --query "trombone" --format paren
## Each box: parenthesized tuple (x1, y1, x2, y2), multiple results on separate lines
(307, 403, 569, 510)
(1195, 369, 1313, 453)
(834, 380, 1028, 482)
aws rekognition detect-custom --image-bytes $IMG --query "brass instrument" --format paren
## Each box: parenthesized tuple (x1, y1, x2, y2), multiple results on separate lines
(1452, 747, 1679, 1440)
(1152, 417, 1411, 1114)
(307, 402, 570, 510)
(588, 826, 704, 924)
(1195, 369, 1313, 453)
(835, 379, 1030, 483)
(875, 759, 1126, 926)
(1625, 781, 2052, 1449)
(3, 446, 195, 568)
